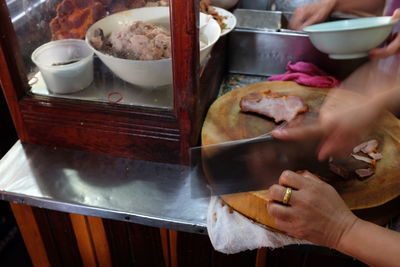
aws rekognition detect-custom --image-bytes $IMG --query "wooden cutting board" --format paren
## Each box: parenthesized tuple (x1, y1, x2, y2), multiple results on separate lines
(201, 81, 400, 229)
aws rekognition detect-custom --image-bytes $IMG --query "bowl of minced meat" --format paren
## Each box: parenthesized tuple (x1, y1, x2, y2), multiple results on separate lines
(86, 7, 221, 88)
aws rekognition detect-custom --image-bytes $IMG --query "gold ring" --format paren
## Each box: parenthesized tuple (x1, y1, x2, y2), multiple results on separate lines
(282, 187, 292, 205)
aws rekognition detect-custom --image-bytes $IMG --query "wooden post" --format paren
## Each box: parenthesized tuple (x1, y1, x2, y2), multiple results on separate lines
(10, 203, 51, 267)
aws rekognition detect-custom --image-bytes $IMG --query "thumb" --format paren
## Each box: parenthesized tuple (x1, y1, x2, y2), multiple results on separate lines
(391, 8, 400, 21)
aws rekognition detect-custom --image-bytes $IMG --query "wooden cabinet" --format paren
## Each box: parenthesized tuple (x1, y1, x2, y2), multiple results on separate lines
(10, 203, 368, 267)
(0, 0, 225, 164)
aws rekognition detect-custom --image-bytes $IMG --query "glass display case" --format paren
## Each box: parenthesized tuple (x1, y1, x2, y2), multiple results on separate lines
(0, 0, 227, 164)
(10, 0, 175, 108)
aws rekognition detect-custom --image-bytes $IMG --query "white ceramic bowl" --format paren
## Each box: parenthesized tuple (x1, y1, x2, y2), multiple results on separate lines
(211, 6, 237, 36)
(86, 7, 221, 88)
(200, 16, 221, 64)
(304, 16, 399, 59)
(31, 39, 94, 94)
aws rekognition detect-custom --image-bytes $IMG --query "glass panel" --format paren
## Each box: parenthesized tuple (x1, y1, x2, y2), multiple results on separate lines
(6, 0, 173, 110)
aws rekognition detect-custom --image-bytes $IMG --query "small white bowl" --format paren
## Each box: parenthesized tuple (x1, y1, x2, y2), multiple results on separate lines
(86, 7, 221, 88)
(304, 16, 399, 59)
(200, 13, 212, 32)
(200, 16, 222, 64)
(31, 39, 94, 94)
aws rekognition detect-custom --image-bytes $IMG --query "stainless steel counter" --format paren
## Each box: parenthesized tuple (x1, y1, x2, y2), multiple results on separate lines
(1, 75, 400, 236)
(0, 141, 209, 234)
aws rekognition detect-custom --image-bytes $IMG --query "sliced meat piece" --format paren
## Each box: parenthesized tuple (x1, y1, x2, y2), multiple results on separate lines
(368, 152, 383, 160)
(347, 139, 381, 180)
(329, 156, 372, 180)
(351, 153, 376, 165)
(361, 139, 379, 154)
(90, 28, 105, 50)
(50, 0, 148, 40)
(240, 90, 308, 123)
(107, 21, 171, 60)
(50, 0, 107, 40)
(355, 168, 375, 180)
(329, 163, 352, 180)
(353, 139, 379, 154)
(353, 142, 367, 154)
(153, 33, 172, 58)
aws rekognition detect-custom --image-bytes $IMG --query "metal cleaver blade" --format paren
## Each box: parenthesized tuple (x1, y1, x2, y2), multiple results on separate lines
(191, 134, 331, 196)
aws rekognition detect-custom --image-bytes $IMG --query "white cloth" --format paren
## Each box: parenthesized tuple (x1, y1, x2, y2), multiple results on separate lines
(207, 196, 311, 254)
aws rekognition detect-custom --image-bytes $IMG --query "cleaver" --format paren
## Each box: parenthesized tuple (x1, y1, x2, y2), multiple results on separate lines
(190, 133, 332, 196)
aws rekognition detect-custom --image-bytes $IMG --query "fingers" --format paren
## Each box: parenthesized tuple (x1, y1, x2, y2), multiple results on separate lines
(369, 33, 400, 59)
(318, 139, 344, 161)
(289, 0, 336, 30)
(289, 7, 309, 30)
(277, 170, 322, 190)
(267, 201, 294, 222)
(269, 184, 297, 206)
(317, 128, 360, 161)
(278, 170, 307, 189)
(272, 123, 323, 141)
(300, 13, 327, 30)
(290, 12, 322, 30)
(318, 132, 340, 161)
(297, 170, 322, 183)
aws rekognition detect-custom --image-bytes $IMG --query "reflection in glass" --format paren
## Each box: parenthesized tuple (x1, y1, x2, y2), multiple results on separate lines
(6, 0, 173, 109)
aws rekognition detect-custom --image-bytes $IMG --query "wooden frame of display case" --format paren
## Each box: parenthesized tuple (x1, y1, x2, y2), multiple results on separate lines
(0, 0, 226, 164)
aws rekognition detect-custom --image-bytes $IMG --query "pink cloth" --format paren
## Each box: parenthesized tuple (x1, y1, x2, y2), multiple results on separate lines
(268, 61, 340, 88)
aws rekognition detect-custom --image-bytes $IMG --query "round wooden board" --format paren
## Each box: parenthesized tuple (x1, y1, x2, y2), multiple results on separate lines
(201, 81, 400, 228)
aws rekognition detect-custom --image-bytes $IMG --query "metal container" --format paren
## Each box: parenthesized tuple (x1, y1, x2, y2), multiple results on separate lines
(234, 9, 282, 31)
(237, 0, 274, 10)
(228, 10, 366, 79)
(274, 0, 319, 12)
(237, 0, 318, 12)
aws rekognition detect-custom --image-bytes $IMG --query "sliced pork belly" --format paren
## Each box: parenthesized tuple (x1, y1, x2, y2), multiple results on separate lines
(368, 152, 383, 160)
(353, 139, 379, 154)
(351, 153, 376, 165)
(329, 156, 372, 180)
(329, 139, 382, 181)
(240, 90, 308, 122)
(355, 168, 375, 179)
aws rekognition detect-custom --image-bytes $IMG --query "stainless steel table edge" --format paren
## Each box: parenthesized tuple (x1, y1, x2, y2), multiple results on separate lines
(0, 191, 208, 234)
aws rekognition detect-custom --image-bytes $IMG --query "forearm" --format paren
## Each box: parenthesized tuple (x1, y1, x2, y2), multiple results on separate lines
(367, 87, 400, 114)
(332, 0, 385, 15)
(341, 59, 400, 113)
(336, 218, 400, 267)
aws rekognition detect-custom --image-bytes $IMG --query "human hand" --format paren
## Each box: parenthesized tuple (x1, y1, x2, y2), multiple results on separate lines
(289, 0, 337, 30)
(272, 89, 380, 161)
(369, 8, 400, 59)
(267, 170, 358, 248)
